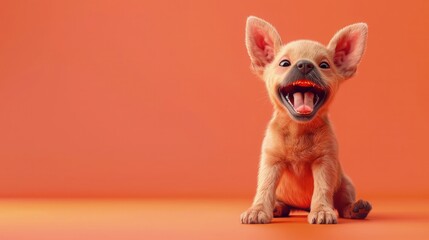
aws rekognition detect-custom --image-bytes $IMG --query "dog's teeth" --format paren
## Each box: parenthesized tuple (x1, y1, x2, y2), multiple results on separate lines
(314, 94, 320, 105)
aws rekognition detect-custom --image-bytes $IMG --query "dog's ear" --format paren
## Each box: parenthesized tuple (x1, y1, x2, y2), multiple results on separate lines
(245, 16, 282, 76)
(328, 23, 368, 79)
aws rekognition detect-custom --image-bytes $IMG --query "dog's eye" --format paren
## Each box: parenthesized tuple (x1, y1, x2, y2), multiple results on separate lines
(279, 60, 291, 67)
(319, 61, 330, 69)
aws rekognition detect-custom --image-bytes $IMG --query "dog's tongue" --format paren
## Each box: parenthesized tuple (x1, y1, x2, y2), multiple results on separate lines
(293, 92, 314, 114)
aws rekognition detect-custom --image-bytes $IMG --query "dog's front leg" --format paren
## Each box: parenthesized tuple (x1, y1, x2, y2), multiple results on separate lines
(240, 154, 283, 224)
(308, 159, 338, 224)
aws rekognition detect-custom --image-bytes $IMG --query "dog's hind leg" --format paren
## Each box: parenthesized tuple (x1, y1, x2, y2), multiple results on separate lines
(273, 200, 291, 217)
(334, 174, 372, 219)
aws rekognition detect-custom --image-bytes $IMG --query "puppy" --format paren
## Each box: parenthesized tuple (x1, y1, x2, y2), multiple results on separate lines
(240, 16, 372, 224)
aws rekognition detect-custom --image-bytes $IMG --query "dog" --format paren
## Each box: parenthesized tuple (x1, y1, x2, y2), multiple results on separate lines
(240, 16, 372, 224)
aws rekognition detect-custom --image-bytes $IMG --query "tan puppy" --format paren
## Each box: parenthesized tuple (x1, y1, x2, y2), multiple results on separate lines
(240, 16, 372, 224)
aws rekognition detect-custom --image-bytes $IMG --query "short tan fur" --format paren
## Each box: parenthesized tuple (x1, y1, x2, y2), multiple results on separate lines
(241, 16, 371, 224)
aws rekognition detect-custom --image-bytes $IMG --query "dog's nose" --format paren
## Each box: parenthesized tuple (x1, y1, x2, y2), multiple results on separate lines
(296, 60, 314, 74)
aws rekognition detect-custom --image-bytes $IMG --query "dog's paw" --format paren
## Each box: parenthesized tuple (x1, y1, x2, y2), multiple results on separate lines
(240, 206, 272, 224)
(350, 199, 372, 219)
(308, 208, 337, 224)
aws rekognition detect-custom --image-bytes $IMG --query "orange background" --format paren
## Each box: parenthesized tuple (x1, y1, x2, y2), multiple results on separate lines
(0, 0, 428, 198)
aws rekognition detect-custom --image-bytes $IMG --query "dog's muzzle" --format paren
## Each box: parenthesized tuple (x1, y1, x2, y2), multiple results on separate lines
(278, 79, 328, 121)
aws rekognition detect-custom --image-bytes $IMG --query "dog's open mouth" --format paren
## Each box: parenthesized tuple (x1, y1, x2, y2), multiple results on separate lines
(278, 80, 328, 119)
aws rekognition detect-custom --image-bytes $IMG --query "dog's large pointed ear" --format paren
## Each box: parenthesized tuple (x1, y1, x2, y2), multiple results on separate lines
(245, 16, 282, 75)
(328, 23, 368, 79)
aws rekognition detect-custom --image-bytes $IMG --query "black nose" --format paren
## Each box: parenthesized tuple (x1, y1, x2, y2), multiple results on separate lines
(296, 60, 314, 74)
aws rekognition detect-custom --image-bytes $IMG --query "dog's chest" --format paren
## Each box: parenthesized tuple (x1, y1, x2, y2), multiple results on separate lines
(283, 132, 320, 162)
(276, 162, 314, 209)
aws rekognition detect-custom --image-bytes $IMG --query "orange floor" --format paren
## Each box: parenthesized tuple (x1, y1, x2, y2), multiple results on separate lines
(0, 197, 428, 240)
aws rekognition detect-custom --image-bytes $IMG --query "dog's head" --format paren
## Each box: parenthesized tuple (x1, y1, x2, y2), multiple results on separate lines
(245, 16, 368, 122)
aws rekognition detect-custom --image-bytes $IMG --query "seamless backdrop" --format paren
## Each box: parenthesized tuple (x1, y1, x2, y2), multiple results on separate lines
(0, 0, 428, 198)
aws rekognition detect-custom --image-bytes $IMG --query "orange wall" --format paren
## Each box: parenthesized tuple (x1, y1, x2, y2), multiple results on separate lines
(0, 0, 428, 198)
